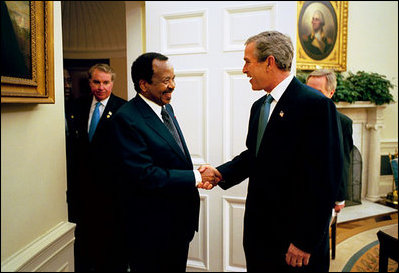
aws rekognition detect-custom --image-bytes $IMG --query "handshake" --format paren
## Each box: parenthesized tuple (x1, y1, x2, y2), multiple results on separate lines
(197, 164, 223, 190)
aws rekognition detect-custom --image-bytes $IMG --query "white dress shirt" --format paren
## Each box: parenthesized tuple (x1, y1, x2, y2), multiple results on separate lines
(267, 74, 294, 120)
(87, 95, 110, 133)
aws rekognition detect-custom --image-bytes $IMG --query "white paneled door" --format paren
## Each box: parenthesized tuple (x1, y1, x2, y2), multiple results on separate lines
(146, 1, 297, 271)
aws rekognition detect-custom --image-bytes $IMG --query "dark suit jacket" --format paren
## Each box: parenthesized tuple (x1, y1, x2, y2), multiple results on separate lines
(109, 94, 200, 261)
(336, 112, 353, 202)
(65, 93, 127, 271)
(217, 77, 343, 270)
(66, 93, 127, 220)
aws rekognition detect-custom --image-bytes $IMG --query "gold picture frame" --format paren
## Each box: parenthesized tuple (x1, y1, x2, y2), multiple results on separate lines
(1, 1, 54, 103)
(296, 1, 348, 71)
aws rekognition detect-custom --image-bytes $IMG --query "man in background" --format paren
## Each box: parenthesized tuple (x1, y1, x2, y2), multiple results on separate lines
(64, 68, 73, 103)
(65, 63, 127, 272)
(306, 69, 354, 214)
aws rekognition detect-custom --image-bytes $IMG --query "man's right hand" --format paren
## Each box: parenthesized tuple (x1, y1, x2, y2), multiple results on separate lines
(197, 164, 222, 190)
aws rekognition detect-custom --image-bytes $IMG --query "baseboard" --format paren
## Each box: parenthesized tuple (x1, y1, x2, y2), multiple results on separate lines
(1, 221, 76, 272)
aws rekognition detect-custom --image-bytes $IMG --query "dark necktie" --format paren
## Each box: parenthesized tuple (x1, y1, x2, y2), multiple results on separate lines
(256, 94, 274, 155)
(161, 106, 185, 153)
(88, 102, 101, 142)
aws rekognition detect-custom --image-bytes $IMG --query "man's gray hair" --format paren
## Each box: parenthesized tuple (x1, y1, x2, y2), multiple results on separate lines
(307, 69, 337, 92)
(245, 31, 294, 71)
(88, 63, 116, 81)
(313, 10, 325, 26)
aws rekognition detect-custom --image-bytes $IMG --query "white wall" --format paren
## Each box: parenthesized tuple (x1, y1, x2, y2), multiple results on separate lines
(125, 1, 145, 100)
(347, 1, 398, 145)
(1, 1, 71, 268)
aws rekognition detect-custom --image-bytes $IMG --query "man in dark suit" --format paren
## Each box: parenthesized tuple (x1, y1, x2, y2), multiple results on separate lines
(198, 31, 343, 271)
(65, 63, 127, 272)
(109, 52, 216, 272)
(306, 69, 354, 214)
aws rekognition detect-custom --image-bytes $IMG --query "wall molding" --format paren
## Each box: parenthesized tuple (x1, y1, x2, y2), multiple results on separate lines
(160, 9, 208, 55)
(223, 3, 277, 52)
(187, 195, 209, 271)
(174, 69, 209, 166)
(222, 68, 264, 162)
(380, 138, 398, 155)
(222, 196, 246, 272)
(63, 48, 126, 59)
(1, 221, 76, 272)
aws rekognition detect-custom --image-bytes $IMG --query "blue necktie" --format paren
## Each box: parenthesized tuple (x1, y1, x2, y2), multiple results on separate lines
(256, 94, 273, 155)
(88, 102, 101, 142)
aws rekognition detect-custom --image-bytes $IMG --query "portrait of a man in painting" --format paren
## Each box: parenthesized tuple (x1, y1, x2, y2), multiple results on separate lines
(298, 1, 337, 61)
(1, 1, 31, 79)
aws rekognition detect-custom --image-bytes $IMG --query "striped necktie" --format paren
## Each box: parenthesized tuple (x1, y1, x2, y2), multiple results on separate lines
(161, 106, 185, 154)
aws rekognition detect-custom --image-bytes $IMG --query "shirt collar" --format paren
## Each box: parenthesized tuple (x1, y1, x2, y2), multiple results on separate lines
(268, 74, 294, 102)
(91, 95, 110, 107)
(138, 93, 163, 121)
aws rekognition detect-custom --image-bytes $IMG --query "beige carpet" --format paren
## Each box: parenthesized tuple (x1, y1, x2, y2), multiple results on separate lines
(330, 224, 398, 272)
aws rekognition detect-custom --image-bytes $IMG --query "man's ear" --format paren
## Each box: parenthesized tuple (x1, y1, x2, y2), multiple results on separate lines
(265, 55, 275, 70)
(329, 89, 336, 99)
(139, 79, 147, 93)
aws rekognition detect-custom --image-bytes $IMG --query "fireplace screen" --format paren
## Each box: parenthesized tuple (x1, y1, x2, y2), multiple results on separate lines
(346, 145, 362, 206)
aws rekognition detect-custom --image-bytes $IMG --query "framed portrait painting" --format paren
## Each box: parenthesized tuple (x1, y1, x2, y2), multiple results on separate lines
(296, 1, 348, 71)
(1, 1, 54, 103)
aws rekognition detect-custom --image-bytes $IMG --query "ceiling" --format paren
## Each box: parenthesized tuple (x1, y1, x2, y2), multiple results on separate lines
(61, 1, 126, 58)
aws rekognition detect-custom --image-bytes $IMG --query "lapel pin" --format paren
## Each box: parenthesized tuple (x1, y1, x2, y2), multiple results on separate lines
(279, 111, 284, 117)
(106, 111, 112, 118)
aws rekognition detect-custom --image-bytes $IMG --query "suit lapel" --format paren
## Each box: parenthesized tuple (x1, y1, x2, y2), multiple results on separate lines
(90, 94, 118, 141)
(97, 94, 116, 129)
(264, 77, 299, 132)
(81, 95, 92, 138)
(251, 77, 299, 154)
(134, 96, 189, 162)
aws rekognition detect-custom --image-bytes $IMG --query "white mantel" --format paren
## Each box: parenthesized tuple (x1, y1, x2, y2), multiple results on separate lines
(335, 101, 386, 202)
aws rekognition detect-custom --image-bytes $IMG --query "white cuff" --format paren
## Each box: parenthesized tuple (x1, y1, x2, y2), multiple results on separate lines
(194, 170, 202, 186)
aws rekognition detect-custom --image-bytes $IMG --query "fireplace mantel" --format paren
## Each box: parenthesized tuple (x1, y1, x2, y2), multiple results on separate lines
(335, 101, 387, 201)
